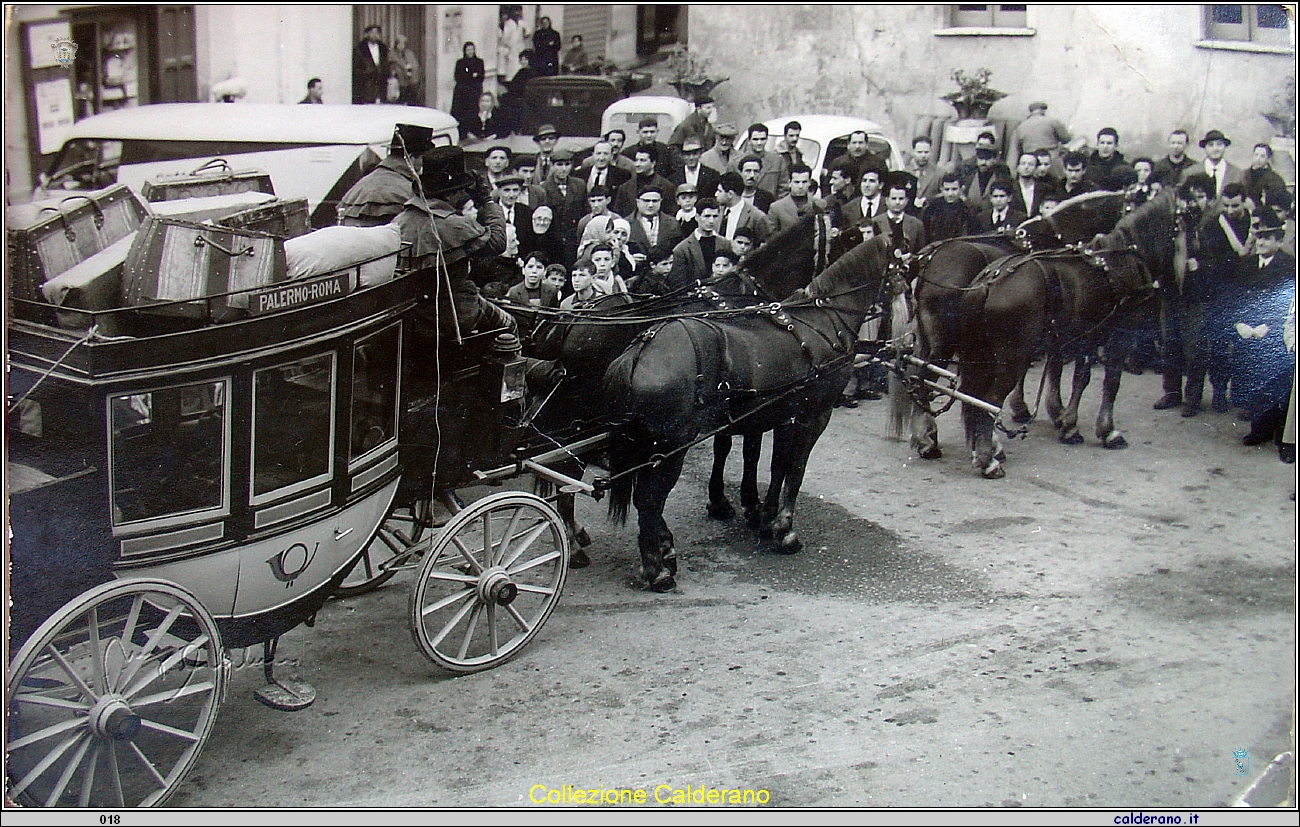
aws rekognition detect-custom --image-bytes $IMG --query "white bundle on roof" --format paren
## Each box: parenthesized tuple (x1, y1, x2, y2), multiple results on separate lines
(283, 225, 401, 288)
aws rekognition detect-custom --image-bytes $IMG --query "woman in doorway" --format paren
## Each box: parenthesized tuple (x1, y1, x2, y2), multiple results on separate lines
(390, 34, 421, 105)
(451, 41, 485, 138)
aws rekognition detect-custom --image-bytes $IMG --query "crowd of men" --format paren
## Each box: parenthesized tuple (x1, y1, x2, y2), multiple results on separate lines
(334, 91, 1296, 463)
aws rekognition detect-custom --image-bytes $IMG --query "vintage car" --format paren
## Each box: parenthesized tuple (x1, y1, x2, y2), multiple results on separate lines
(36, 103, 459, 226)
(751, 114, 906, 189)
(601, 95, 694, 142)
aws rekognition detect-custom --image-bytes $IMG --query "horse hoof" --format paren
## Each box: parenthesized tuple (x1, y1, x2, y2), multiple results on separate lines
(1060, 431, 1084, 445)
(981, 462, 1006, 480)
(744, 509, 762, 529)
(707, 499, 735, 520)
(918, 445, 943, 460)
(569, 548, 592, 569)
(777, 532, 803, 554)
(648, 573, 677, 593)
(1103, 433, 1128, 450)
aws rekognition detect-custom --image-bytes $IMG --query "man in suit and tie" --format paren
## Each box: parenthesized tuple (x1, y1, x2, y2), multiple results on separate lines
(768, 164, 824, 235)
(537, 148, 587, 256)
(872, 180, 927, 260)
(716, 171, 772, 245)
(1189, 129, 1244, 201)
(839, 167, 886, 249)
(974, 180, 1028, 233)
(1009, 152, 1044, 218)
(530, 124, 561, 186)
(668, 138, 721, 201)
(669, 198, 732, 291)
(1230, 208, 1295, 458)
(627, 187, 681, 258)
(492, 174, 533, 286)
(583, 140, 632, 193)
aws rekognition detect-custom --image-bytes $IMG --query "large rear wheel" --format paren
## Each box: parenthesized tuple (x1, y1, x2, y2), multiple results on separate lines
(6, 579, 227, 807)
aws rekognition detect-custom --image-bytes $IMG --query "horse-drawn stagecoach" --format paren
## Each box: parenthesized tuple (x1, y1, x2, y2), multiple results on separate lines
(4, 174, 599, 807)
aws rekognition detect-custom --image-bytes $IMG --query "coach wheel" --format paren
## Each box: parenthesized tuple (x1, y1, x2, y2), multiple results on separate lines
(336, 498, 431, 597)
(6, 578, 227, 807)
(408, 491, 569, 674)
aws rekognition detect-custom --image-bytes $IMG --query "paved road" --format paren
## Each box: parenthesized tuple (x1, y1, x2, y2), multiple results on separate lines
(171, 367, 1295, 809)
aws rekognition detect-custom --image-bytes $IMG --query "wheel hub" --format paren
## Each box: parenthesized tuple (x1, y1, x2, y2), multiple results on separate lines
(89, 695, 141, 741)
(478, 567, 518, 606)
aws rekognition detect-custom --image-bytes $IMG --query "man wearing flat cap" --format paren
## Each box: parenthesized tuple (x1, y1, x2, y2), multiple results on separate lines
(338, 124, 434, 226)
(668, 137, 721, 200)
(670, 95, 719, 153)
(1008, 101, 1074, 169)
(537, 147, 587, 254)
(353, 24, 388, 104)
(702, 123, 741, 175)
(1187, 129, 1243, 200)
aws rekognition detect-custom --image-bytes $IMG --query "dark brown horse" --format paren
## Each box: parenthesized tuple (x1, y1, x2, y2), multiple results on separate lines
(952, 190, 1177, 477)
(524, 211, 833, 524)
(893, 191, 1132, 459)
(601, 237, 893, 591)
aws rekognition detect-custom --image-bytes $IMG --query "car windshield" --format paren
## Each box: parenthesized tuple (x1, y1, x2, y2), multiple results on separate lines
(824, 134, 894, 169)
(764, 136, 821, 167)
(45, 138, 122, 191)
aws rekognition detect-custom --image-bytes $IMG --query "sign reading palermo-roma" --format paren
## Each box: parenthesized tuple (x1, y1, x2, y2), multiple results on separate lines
(250, 272, 350, 315)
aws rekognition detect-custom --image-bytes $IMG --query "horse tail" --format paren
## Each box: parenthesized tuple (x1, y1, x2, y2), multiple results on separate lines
(601, 340, 646, 525)
(886, 289, 916, 441)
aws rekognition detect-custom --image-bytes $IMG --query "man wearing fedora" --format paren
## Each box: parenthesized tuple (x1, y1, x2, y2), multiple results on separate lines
(1185, 130, 1243, 199)
(338, 124, 434, 226)
(668, 137, 721, 201)
(531, 124, 561, 185)
(701, 123, 742, 175)
(537, 148, 587, 256)
(352, 24, 389, 104)
(1229, 208, 1295, 461)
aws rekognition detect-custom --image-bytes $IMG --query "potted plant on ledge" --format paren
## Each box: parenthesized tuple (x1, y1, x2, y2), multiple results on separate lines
(941, 68, 1008, 158)
(666, 45, 728, 101)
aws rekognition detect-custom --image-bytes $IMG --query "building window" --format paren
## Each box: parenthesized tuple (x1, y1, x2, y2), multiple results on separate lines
(1204, 4, 1291, 44)
(936, 5, 1034, 36)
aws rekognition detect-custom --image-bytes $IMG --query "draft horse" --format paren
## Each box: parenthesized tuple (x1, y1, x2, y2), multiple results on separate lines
(953, 190, 1177, 478)
(524, 212, 833, 527)
(895, 191, 1131, 459)
(601, 237, 894, 591)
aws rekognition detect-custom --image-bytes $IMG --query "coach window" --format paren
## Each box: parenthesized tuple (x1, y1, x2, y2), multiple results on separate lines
(109, 379, 230, 528)
(935, 5, 1036, 36)
(349, 323, 401, 468)
(251, 353, 336, 505)
(1198, 5, 1293, 52)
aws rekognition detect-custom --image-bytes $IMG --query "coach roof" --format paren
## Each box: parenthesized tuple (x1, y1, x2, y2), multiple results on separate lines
(61, 103, 458, 146)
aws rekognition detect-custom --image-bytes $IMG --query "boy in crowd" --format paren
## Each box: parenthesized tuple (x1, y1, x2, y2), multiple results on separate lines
(544, 263, 569, 299)
(561, 259, 598, 310)
(505, 253, 560, 307)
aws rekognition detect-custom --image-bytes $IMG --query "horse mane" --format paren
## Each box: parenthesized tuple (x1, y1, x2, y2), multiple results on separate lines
(744, 212, 824, 298)
(799, 236, 889, 301)
(1096, 188, 1177, 254)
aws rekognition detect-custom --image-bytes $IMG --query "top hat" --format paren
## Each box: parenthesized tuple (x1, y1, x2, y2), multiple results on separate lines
(392, 123, 434, 155)
(1199, 129, 1231, 148)
(419, 146, 477, 198)
(534, 123, 559, 139)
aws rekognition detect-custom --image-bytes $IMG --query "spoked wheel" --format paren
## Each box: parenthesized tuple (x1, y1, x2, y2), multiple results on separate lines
(336, 499, 431, 597)
(6, 579, 227, 808)
(409, 491, 569, 674)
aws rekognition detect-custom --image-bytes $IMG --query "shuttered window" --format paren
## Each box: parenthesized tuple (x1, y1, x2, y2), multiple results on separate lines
(949, 5, 1029, 28)
(1204, 5, 1291, 46)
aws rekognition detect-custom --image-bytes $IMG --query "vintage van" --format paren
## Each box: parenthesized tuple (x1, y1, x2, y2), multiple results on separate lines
(36, 103, 458, 226)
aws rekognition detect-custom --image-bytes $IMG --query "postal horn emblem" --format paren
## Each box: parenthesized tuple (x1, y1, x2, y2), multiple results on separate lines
(269, 542, 318, 587)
